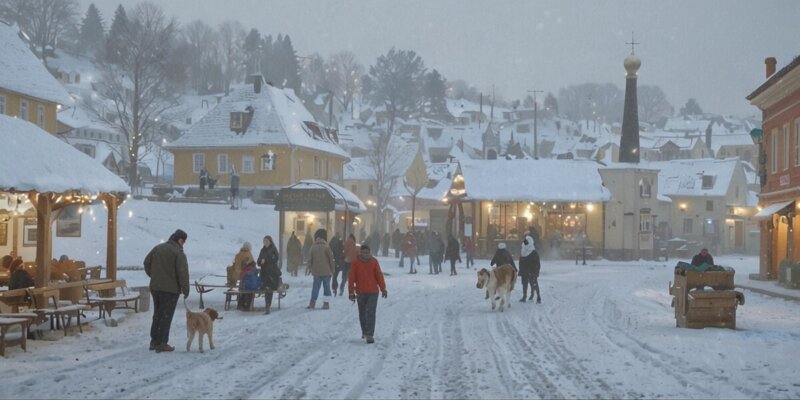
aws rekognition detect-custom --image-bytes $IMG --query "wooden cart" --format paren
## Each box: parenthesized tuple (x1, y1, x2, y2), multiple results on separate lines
(669, 264, 745, 329)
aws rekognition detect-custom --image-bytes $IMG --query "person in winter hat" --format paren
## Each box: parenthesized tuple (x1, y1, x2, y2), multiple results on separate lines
(229, 241, 254, 286)
(490, 242, 516, 270)
(445, 234, 462, 276)
(341, 233, 359, 296)
(144, 229, 190, 353)
(257, 235, 281, 314)
(286, 232, 303, 276)
(518, 234, 541, 303)
(348, 244, 387, 344)
(329, 232, 345, 295)
(307, 228, 335, 309)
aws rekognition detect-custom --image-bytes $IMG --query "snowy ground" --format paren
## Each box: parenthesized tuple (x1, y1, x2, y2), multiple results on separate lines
(2, 199, 799, 399)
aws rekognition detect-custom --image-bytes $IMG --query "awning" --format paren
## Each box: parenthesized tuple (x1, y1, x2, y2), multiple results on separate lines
(753, 200, 795, 219)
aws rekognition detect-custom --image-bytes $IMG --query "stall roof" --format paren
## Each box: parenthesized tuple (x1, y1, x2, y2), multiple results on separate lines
(0, 115, 129, 194)
(286, 180, 366, 213)
(458, 159, 610, 202)
(754, 200, 794, 219)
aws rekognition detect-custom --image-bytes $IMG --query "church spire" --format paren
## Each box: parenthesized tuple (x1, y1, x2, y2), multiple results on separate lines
(619, 32, 641, 163)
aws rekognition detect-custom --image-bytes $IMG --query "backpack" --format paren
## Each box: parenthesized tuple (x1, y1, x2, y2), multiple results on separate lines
(242, 262, 263, 290)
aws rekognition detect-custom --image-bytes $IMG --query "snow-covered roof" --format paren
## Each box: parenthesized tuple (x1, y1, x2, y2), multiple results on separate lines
(166, 83, 347, 158)
(343, 157, 373, 181)
(0, 115, 129, 193)
(0, 22, 71, 105)
(649, 158, 740, 198)
(458, 159, 610, 202)
(663, 117, 711, 133)
(286, 179, 366, 213)
(710, 133, 755, 154)
(416, 162, 458, 201)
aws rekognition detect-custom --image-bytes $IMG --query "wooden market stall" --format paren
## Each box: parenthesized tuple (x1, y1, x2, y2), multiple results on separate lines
(273, 180, 366, 266)
(0, 115, 129, 289)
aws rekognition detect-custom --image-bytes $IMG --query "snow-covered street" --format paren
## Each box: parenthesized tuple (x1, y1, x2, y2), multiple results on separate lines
(1, 200, 798, 399)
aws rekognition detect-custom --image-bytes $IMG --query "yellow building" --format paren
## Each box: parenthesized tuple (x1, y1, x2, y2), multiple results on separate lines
(167, 77, 348, 192)
(0, 21, 71, 134)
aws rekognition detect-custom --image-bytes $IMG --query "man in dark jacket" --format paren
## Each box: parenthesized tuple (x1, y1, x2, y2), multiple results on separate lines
(691, 248, 714, 267)
(257, 235, 281, 314)
(329, 232, 345, 295)
(144, 229, 190, 353)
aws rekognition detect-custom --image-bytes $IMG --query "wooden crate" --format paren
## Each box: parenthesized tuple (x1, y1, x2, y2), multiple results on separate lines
(670, 269, 743, 329)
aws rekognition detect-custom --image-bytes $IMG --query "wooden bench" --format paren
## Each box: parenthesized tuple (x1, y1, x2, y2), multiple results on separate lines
(28, 287, 87, 336)
(0, 288, 31, 313)
(223, 285, 288, 312)
(0, 317, 29, 356)
(83, 280, 140, 319)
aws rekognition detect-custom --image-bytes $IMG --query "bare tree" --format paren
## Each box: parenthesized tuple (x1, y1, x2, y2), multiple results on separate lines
(326, 51, 364, 113)
(403, 150, 428, 233)
(638, 85, 673, 124)
(217, 20, 245, 95)
(0, 0, 78, 68)
(366, 132, 407, 233)
(86, 3, 181, 192)
(183, 20, 218, 93)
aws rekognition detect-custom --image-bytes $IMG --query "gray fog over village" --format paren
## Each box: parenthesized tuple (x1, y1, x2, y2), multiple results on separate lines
(1, 1, 800, 399)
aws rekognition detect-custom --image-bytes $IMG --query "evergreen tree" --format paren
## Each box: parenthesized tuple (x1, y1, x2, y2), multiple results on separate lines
(260, 34, 273, 81)
(282, 35, 301, 95)
(242, 28, 261, 74)
(421, 69, 450, 121)
(680, 98, 703, 117)
(105, 4, 127, 64)
(364, 47, 426, 134)
(78, 3, 105, 58)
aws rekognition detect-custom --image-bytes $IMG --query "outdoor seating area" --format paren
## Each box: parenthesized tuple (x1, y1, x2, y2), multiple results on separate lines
(194, 274, 288, 312)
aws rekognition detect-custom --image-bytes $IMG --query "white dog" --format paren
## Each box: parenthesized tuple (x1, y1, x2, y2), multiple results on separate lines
(476, 264, 517, 312)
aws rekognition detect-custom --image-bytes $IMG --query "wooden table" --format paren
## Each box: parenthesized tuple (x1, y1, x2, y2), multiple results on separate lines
(0, 317, 29, 356)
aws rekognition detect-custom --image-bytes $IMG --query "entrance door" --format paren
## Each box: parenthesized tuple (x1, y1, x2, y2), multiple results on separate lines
(734, 220, 744, 250)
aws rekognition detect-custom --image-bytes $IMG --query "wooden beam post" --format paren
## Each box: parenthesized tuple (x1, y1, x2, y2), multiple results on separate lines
(104, 194, 119, 281)
(34, 193, 52, 288)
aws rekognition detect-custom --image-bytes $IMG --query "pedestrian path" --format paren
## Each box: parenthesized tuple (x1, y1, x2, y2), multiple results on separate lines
(736, 278, 800, 302)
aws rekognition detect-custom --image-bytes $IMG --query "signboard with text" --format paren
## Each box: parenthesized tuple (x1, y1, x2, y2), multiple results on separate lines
(274, 188, 335, 211)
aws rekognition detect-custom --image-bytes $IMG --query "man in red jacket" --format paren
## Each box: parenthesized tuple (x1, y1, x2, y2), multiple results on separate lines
(348, 244, 387, 344)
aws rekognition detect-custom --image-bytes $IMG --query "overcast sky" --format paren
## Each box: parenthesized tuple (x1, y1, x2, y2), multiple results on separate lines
(86, 0, 799, 117)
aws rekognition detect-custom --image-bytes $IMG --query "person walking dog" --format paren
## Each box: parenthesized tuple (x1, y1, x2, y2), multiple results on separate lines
(144, 229, 190, 353)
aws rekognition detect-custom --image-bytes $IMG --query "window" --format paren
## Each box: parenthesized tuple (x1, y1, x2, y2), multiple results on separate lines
(783, 125, 790, 170)
(217, 154, 229, 174)
(37, 104, 45, 128)
(242, 156, 254, 173)
(706, 200, 713, 211)
(639, 179, 651, 198)
(703, 218, 717, 235)
(314, 156, 321, 177)
(795, 119, 800, 166)
(771, 129, 778, 173)
(20, 100, 28, 120)
(683, 218, 693, 234)
(192, 153, 205, 173)
(261, 152, 275, 171)
(639, 212, 651, 232)
(368, 184, 374, 196)
(0, 95, 5, 114)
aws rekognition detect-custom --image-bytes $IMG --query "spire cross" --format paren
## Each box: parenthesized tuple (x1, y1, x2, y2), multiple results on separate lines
(626, 31, 640, 54)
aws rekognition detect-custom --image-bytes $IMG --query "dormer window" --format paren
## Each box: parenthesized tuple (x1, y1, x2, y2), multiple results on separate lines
(230, 112, 244, 130)
(701, 175, 714, 189)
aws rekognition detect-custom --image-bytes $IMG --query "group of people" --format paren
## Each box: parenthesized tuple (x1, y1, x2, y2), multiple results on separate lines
(144, 227, 388, 351)
(391, 229, 475, 275)
(1, 252, 33, 291)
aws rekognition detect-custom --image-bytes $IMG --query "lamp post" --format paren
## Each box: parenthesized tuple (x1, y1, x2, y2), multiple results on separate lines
(750, 128, 765, 188)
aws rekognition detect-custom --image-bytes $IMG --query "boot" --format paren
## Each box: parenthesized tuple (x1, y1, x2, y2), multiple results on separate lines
(264, 307, 271, 315)
(307, 300, 316, 309)
(519, 297, 527, 302)
(365, 335, 375, 344)
(322, 302, 330, 310)
(155, 343, 175, 353)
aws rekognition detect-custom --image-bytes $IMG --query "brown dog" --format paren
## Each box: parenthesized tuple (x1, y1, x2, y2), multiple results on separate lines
(184, 299, 222, 353)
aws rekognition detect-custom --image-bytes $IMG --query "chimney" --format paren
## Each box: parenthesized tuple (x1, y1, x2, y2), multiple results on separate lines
(765, 57, 777, 78)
